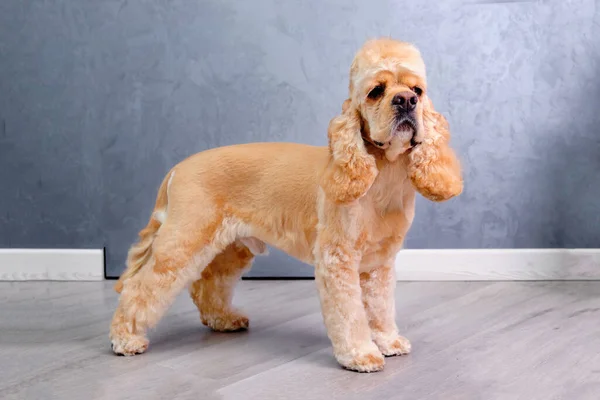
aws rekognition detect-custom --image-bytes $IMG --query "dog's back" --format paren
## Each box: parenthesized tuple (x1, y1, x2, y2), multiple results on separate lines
(115, 142, 330, 294)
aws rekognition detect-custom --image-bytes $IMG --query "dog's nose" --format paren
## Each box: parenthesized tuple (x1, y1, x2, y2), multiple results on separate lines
(392, 92, 418, 111)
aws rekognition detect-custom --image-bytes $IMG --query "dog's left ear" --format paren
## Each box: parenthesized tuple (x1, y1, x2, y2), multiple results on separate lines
(341, 98, 352, 113)
(408, 96, 463, 201)
(321, 99, 378, 204)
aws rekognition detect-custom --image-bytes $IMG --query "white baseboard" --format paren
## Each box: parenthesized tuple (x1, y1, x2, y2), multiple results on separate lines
(395, 249, 600, 281)
(2, 248, 598, 282)
(0, 249, 104, 281)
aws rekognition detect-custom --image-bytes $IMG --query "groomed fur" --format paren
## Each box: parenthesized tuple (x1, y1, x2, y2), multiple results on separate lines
(109, 38, 463, 373)
(321, 107, 379, 204)
(408, 97, 463, 201)
(114, 171, 171, 294)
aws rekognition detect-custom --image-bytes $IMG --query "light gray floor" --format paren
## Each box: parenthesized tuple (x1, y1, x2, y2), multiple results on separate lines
(1, 280, 599, 400)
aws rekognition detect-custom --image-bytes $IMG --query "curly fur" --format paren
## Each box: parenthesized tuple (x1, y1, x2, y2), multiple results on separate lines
(408, 97, 463, 201)
(321, 107, 379, 204)
(109, 38, 463, 373)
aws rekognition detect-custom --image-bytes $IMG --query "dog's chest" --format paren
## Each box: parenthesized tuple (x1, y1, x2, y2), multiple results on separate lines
(357, 165, 415, 264)
(359, 200, 408, 248)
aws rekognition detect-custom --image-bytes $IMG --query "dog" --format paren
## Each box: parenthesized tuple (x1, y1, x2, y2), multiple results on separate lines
(109, 38, 463, 372)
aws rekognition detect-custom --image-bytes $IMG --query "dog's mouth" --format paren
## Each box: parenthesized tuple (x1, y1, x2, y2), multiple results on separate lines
(395, 118, 421, 147)
(409, 135, 420, 148)
(368, 119, 421, 149)
(394, 118, 416, 135)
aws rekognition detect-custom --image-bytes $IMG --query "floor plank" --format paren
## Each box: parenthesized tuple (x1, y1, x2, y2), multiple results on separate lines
(0, 281, 598, 399)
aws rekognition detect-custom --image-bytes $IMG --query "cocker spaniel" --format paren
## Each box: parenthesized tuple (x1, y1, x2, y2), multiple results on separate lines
(110, 38, 463, 372)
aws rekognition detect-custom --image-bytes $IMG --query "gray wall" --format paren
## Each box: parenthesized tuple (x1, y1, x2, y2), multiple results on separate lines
(1, 0, 598, 278)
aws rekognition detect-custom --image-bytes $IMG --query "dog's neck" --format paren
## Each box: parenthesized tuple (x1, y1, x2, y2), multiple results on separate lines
(362, 136, 413, 178)
(361, 135, 383, 152)
(362, 137, 385, 158)
(359, 122, 411, 170)
(359, 122, 385, 158)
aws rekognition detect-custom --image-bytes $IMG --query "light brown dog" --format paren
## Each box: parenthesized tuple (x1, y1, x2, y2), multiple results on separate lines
(109, 38, 463, 372)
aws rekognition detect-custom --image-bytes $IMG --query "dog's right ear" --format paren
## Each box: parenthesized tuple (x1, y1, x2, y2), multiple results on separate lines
(320, 100, 378, 204)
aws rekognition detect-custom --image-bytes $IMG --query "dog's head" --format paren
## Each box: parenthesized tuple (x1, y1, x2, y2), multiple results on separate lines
(344, 38, 428, 161)
(323, 38, 456, 204)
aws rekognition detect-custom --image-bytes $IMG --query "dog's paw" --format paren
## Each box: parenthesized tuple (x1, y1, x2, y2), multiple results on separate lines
(375, 334, 412, 357)
(201, 310, 249, 332)
(336, 342, 385, 373)
(110, 334, 149, 356)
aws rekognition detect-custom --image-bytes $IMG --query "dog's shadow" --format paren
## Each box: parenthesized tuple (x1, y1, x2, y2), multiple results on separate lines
(146, 313, 332, 365)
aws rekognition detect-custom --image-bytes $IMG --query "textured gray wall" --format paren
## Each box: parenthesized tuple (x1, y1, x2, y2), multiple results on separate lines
(1, 0, 598, 278)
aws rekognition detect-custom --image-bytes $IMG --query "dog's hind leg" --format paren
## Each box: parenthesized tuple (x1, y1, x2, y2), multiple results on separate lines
(189, 240, 257, 332)
(109, 214, 228, 356)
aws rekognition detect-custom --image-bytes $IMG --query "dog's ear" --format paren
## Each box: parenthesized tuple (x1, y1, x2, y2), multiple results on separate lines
(341, 98, 351, 113)
(408, 96, 463, 201)
(321, 100, 378, 204)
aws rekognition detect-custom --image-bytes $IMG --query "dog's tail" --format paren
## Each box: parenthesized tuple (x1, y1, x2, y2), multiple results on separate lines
(114, 170, 172, 294)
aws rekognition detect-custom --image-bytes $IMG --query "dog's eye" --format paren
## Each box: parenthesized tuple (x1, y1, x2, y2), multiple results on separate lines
(368, 84, 385, 100)
(412, 86, 423, 97)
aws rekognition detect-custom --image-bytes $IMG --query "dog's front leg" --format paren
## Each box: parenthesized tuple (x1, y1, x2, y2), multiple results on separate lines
(360, 264, 411, 357)
(315, 242, 385, 372)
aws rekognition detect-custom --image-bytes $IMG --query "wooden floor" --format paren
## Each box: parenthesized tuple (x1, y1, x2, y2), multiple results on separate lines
(1, 280, 599, 399)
